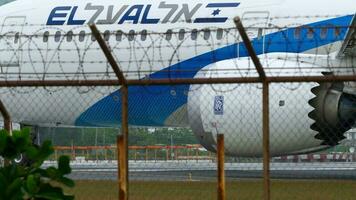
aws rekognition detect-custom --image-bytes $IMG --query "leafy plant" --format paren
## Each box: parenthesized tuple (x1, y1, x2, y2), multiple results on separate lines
(0, 128, 74, 200)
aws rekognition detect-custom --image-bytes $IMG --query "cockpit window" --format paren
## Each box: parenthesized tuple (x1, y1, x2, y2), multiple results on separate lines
(0, 0, 17, 7)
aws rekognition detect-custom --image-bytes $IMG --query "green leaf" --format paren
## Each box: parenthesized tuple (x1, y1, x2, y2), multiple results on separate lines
(0, 173, 7, 195)
(26, 174, 39, 194)
(12, 129, 31, 152)
(36, 184, 73, 200)
(25, 146, 39, 159)
(0, 130, 8, 153)
(5, 178, 23, 198)
(58, 177, 75, 188)
(2, 138, 18, 159)
(8, 164, 20, 178)
(12, 128, 30, 142)
(62, 194, 75, 200)
(0, 128, 75, 200)
(58, 156, 71, 175)
(36, 193, 74, 200)
(35, 192, 64, 200)
(37, 141, 54, 161)
(45, 167, 60, 179)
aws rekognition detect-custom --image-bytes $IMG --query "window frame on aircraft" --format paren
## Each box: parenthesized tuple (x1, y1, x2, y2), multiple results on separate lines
(320, 27, 328, 39)
(91, 33, 96, 41)
(216, 28, 224, 40)
(178, 29, 185, 40)
(307, 28, 314, 39)
(334, 27, 341, 38)
(54, 31, 61, 42)
(116, 30, 123, 41)
(14, 32, 20, 44)
(141, 30, 147, 41)
(79, 31, 86, 42)
(66, 31, 73, 42)
(294, 27, 301, 39)
(191, 29, 198, 40)
(165, 29, 173, 41)
(42, 31, 49, 43)
(128, 30, 135, 41)
(257, 28, 263, 40)
(103, 30, 111, 41)
(203, 29, 211, 40)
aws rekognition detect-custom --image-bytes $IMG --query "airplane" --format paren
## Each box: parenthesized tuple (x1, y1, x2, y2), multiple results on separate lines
(0, 0, 355, 156)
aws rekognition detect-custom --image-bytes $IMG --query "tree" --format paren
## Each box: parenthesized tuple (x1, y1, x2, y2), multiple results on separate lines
(0, 128, 74, 200)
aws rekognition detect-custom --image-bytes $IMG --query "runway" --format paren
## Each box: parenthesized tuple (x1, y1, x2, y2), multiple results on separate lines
(43, 160, 356, 181)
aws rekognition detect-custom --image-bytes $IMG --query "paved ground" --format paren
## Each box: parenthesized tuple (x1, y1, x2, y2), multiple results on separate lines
(43, 160, 356, 181)
(68, 169, 356, 181)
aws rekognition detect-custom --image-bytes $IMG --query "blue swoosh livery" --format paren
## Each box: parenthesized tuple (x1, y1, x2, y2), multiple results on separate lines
(75, 15, 353, 127)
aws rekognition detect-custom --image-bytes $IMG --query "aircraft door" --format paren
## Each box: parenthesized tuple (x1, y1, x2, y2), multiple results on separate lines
(240, 12, 270, 55)
(0, 16, 26, 75)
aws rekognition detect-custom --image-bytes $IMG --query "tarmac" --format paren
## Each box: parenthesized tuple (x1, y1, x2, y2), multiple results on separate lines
(43, 160, 356, 181)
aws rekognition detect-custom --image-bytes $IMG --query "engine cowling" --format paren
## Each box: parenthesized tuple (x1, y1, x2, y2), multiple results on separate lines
(187, 55, 356, 156)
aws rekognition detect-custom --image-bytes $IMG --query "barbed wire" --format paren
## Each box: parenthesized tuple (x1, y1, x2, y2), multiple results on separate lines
(0, 17, 354, 94)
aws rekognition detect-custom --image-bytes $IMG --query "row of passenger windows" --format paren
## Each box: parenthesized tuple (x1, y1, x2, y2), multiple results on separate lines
(294, 27, 341, 39)
(12, 27, 342, 44)
(40, 29, 225, 43)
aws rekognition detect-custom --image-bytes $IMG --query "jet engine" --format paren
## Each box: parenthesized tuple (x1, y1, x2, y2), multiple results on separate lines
(187, 56, 356, 156)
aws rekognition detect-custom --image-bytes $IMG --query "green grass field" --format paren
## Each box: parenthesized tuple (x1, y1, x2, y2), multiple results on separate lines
(65, 180, 356, 200)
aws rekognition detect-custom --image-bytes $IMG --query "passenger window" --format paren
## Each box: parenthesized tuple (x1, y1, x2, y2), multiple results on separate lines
(191, 29, 198, 40)
(116, 30, 123, 41)
(165, 29, 172, 41)
(178, 29, 185, 40)
(104, 30, 110, 41)
(79, 31, 86, 42)
(216, 28, 223, 40)
(203, 29, 211, 40)
(334, 27, 341, 38)
(294, 27, 301, 39)
(320, 27, 328, 39)
(14, 32, 20, 44)
(91, 33, 96, 41)
(257, 28, 263, 40)
(43, 31, 49, 43)
(141, 30, 147, 41)
(307, 28, 314, 39)
(54, 31, 61, 42)
(128, 30, 135, 41)
(66, 31, 73, 42)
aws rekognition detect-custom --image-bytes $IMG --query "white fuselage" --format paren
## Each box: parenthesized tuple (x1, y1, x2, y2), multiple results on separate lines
(0, 0, 355, 155)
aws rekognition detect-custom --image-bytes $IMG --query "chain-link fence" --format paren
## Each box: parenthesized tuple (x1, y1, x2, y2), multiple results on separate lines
(0, 14, 356, 200)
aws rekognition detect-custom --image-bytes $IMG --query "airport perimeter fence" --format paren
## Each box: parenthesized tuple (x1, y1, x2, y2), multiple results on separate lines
(0, 15, 355, 200)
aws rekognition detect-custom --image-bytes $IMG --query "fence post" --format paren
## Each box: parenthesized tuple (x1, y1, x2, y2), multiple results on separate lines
(55, 149, 58, 161)
(119, 84, 129, 200)
(217, 134, 225, 200)
(234, 16, 271, 200)
(0, 100, 12, 134)
(90, 24, 129, 200)
(154, 149, 157, 162)
(117, 134, 127, 200)
(262, 82, 270, 200)
(166, 147, 169, 161)
(0, 99, 12, 166)
(145, 147, 148, 161)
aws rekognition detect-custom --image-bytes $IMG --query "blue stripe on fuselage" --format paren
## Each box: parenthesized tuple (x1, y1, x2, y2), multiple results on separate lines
(75, 15, 353, 127)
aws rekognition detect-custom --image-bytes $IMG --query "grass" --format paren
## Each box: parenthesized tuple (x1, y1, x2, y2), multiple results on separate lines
(66, 180, 356, 200)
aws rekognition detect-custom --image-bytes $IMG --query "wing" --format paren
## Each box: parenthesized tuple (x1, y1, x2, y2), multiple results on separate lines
(337, 14, 356, 57)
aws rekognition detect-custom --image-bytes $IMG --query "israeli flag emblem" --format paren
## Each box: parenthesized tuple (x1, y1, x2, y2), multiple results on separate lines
(214, 96, 224, 115)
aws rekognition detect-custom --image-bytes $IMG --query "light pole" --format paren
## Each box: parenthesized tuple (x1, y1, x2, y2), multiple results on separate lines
(170, 134, 174, 160)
